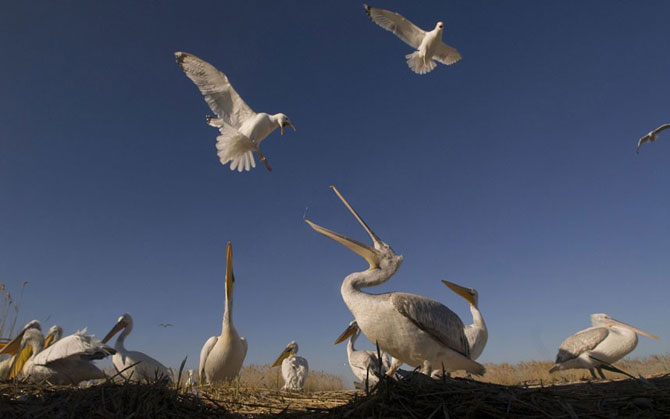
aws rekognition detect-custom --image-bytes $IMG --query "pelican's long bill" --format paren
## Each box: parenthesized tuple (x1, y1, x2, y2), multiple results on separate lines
(43, 333, 56, 349)
(226, 241, 235, 300)
(442, 280, 477, 306)
(0, 329, 26, 355)
(271, 347, 293, 368)
(102, 319, 127, 344)
(605, 317, 660, 340)
(304, 186, 382, 270)
(334, 323, 358, 345)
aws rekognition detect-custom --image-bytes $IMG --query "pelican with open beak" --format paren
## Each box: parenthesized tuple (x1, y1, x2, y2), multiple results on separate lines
(305, 186, 485, 376)
(441, 280, 487, 361)
(0, 320, 41, 379)
(199, 242, 248, 383)
(102, 313, 171, 382)
(550, 313, 659, 379)
(272, 341, 308, 391)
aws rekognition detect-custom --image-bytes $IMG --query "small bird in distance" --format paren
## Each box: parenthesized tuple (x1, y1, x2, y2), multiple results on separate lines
(637, 123, 670, 153)
(158, 323, 174, 328)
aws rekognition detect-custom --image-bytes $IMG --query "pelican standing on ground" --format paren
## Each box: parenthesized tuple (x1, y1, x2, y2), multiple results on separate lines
(176, 51, 296, 172)
(637, 123, 670, 153)
(334, 320, 390, 386)
(102, 313, 171, 382)
(199, 242, 248, 383)
(272, 341, 309, 391)
(549, 313, 659, 379)
(363, 4, 461, 74)
(306, 186, 484, 376)
(0, 320, 41, 379)
(441, 280, 487, 360)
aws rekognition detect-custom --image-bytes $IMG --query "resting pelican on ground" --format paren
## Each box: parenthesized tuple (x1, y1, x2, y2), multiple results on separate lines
(102, 313, 171, 382)
(199, 242, 248, 383)
(0, 320, 41, 379)
(637, 123, 670, 153)
(272, 341, 308, 391)
(306, 186, 484, 376)
(550, 313, 659, 379)
(44, 325, 63, 349)
(335, 320, 390, 387)
(9, 327, 114, 384)
(442, 281, 487, 360)
(176, 51, 296, 172)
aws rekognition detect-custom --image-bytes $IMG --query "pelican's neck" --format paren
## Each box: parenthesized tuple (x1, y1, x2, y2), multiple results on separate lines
(470, 304, 486, 330)
(223, 293, 234, 331)
(115, 324, 132, 350)
(347, 331, 359, 357)
(341, 266, 398, 315)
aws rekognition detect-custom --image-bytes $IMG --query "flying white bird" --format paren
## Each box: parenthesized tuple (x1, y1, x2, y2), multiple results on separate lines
(0, 320, 41, 379)
(102, 313, 171, 382)
(363, 4, 461, 74)
(272, 341, 309, 391)
(549, 313, 659, 379)
(199, 242, 248, 383)
(637, 123, 670, 153)
(334, 320, 390, 387)
(306, 186, 484, 377)
(441, 280, 487, 360)
(175, 51, 296, 172)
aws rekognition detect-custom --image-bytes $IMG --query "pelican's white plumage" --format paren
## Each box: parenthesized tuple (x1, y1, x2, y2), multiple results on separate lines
(442, 281, 487, 360)
(306, 186, 484, 377)
(0, 320, 41, 379)
(637, 123, 670, 153)
(272, 341, 308, 391)
(364, 4, 461, 74)
(199, 242, 248, 383)
(335, 320, 389, 387)
(175, 51, 295, 172)
(102, 313, 171, 382)
(11, 328, 114, 384)
(550, 313, 659, 379)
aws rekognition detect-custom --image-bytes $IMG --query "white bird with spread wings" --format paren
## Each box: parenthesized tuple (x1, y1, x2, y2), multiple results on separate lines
(637, 123, 670, 154)
(364, 4, 461, 75)
(175, 52, 296, 172)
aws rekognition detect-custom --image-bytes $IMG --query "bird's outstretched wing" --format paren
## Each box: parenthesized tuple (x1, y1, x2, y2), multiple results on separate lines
(652, 123, 670, 135)
(199, 336, 217, 381)
(433, 42, 462, 65)
(390, 293, 469, 357)
(364, 4, 426, 49)
(33, 332, 113, 365)
(554, 327, 608, 363)
(637, 135, 651, 153)
(175, 52, 256, 129)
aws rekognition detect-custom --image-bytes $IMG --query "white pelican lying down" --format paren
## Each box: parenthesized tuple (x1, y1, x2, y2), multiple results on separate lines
(10, 327, 114, 384)
(199, 242, 248, 383)
(272, 341, 308, 391)
(335, 320, 389, 386)
(44, 325, 63, 349)
(306, 186, 484, 377)
(550, 313, 659, 379)
(0, 320, 41, 379)
(102, 313, 171, 382)
(176, 51, 296, 172)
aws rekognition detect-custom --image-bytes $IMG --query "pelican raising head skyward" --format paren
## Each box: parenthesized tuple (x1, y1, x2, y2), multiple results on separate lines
(306, 186, 485, 376)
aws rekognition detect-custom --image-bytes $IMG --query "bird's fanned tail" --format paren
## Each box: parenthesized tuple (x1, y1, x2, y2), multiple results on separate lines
(213, 124, 257, 172)
(405, 51, 436, 75)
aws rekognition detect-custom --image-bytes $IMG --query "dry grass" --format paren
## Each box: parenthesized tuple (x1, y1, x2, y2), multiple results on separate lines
(234, 363, 344, 392)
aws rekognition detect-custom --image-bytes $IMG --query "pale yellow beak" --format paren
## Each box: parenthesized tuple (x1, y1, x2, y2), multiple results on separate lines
(102, 321, 126, 344)
(0, 329, 26, 355)
(334, 323, 358, 345)
(606, 318, 660, 340)
(441, 280, 477, 306)
(271, 347, 293, 367)
(280, 122, 296, 136)
(305, 186, 382, 270)
(44, 333, 56, 349)
(226, 241, 234, 300)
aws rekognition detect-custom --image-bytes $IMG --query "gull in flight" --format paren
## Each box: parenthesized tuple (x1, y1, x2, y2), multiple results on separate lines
(637, 123, 670, 153)
(176, 52, 296, 172)
(364, 4, 461, 74)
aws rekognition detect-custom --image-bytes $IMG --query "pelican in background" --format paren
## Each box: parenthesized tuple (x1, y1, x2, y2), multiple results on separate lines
(176, 51, 296, 172)
(44, 325, 63, 349)
(550, 313, 659, 379)
(102, 313, 171, 382)
(9, 327, 114, 384)
(199, 242, 248, 383)
(442, 280, 487, 360)
(335, 320, 390, 387)
(0, 320, 41, 379)
(272, 341, 309, 391)
(637, 123, 670, 153)
(306, 186, 484, 377)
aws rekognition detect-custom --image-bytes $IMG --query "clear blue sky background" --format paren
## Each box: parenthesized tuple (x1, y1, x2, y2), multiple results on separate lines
(2, 1, 669, 385)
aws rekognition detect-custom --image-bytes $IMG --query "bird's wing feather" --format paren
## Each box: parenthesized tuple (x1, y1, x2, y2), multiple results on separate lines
(199, 336, 218, 380)
(555, 327, 609, 363)
(33, 333, 112, 365)
(653, 123, 670, 134)
(176, 52, 256, 129)
(391, 293, 469, 357)
(214, 123, 257, 171)
(350, 351, 384, 378)
(364, 5, 426, 49)
(433, 42, 462, 65)
(295, 356, 309, 387)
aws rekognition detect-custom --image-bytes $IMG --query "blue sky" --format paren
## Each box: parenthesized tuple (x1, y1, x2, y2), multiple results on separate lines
(1, 1, 669, 384)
